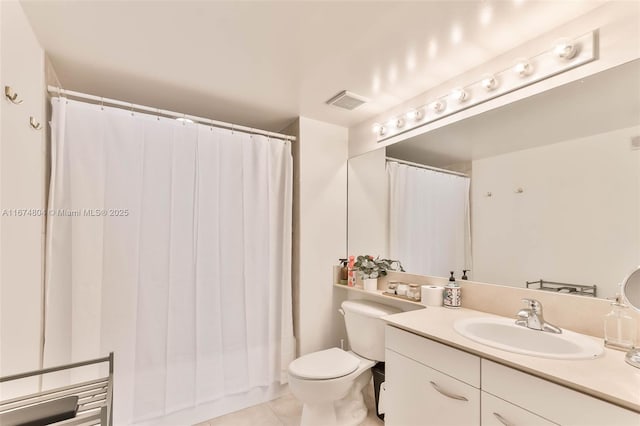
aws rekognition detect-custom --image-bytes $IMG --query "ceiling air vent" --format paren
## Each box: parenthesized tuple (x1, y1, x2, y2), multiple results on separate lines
(326, 90, 368, 110)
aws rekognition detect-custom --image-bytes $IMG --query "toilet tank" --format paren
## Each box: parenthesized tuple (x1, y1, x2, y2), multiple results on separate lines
(342, 300, 401, 361)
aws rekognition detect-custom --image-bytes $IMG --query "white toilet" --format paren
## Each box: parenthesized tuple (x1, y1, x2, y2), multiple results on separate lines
(288, 300, 401, 426)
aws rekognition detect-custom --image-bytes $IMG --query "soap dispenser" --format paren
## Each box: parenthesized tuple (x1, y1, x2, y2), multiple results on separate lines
(444, 271, 461, 308)
(338, 259, 348, 285)
(604, 292, 637, 351)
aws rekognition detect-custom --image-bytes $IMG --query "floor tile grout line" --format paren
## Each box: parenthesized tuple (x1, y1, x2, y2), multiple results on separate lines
(263, 401, 286, 426)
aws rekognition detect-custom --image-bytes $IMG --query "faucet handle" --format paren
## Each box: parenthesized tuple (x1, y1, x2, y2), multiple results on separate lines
(521, 298, 542, 313)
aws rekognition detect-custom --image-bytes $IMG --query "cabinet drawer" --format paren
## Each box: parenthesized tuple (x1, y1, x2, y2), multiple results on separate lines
(482, 360, 640, 426)
(386, 349, 480, 426)
(386, 325, 480, 387)
(482, 392, 558, 426)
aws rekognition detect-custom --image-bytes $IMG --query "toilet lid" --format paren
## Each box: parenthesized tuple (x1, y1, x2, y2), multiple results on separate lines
(289, 348, 360, 380)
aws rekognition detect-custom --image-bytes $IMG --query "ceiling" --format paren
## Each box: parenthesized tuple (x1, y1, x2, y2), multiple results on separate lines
(21, 0, 606, 133)
(386, 59, 640, 167)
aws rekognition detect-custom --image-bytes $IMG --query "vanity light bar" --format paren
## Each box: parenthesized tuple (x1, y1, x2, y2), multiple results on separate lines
(373, 30, 597, 141)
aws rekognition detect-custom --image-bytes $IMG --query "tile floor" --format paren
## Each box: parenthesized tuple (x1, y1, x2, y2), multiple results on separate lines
(194, 381, 384, 426)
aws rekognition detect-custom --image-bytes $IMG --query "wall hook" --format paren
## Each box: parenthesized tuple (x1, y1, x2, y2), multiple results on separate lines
(514, 187, 524, 194)
(485, 192, 492, 197)
(5, 86, 23, 104)
(29, 116, 42, 130)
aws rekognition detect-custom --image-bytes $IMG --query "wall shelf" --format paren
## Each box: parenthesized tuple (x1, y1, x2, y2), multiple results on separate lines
(333, 283, 425, 308)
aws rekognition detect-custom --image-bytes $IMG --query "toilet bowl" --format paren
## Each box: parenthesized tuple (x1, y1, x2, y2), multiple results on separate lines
(287, 300, 401, 426)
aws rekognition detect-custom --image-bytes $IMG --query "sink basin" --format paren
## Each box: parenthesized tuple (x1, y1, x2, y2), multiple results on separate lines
(454, 317, 604, 360)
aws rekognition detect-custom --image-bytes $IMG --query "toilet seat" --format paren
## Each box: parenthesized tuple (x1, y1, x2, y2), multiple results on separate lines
(288, 348, 360, 380)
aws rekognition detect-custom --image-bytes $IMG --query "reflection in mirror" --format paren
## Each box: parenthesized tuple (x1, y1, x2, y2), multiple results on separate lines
(348, 60, 640, 300)
(623, 267, 640, 312)
(387, 159, 470, 277)
(621, 266, 640, 368)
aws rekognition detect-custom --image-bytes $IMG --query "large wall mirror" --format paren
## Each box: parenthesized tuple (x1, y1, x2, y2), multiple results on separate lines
(348, 59, 640, 300)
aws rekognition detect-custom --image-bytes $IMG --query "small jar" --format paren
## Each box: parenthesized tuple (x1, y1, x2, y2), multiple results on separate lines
(408, 284, 421, 301)
(396, 283, 408, 296)
(387, 281, 399, 295)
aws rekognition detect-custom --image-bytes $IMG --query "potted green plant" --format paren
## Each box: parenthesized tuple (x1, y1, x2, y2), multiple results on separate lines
(353, 255, 404, 291)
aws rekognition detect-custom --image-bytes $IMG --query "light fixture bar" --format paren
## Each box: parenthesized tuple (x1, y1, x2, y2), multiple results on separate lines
(374, 30, 596, 142)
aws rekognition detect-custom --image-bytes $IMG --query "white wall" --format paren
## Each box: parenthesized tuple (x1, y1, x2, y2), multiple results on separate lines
(347, 148, 388, 257)
(349, 2, 640, 158)
(472, 125, 640, 299)
(0, 0, 46, 396)
(287, 117, 349, 356)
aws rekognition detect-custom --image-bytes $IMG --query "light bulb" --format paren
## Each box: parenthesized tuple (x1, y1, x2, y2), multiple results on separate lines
(372, 123, 381, 134)
(450, 88, 468, 103)
(451, 24, 463, 45)
(395, 118, 405, 129)
(481, 74, 498, 91)
(406, 109, 423, 121)
(514, 60, 532, 77)
(430, 100, 446, 113)
(479, 4, 493, 26)
(378, 125, 387, 137)
(554, 38, 578, 60)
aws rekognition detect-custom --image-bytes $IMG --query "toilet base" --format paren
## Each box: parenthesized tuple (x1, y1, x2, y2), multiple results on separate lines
(299, 371, 371, 426)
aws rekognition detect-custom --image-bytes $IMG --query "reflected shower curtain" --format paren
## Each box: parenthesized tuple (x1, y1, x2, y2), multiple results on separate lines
(44, 99, 294, 424)
(388, 162, 471, 278)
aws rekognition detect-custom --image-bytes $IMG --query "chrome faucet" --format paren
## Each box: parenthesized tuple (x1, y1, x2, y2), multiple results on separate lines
(515, 298, 562, 334)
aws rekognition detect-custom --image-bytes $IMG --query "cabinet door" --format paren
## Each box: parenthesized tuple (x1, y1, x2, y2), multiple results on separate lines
(385, 349, 480, 426)
(482, 392, 558, 426)
(482, 360, 640, 426)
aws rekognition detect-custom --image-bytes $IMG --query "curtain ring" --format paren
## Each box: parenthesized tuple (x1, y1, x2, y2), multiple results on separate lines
(182, 113, 187, 125)
(156, 108, 160, 121)
(100, 97, 104, 110)
(130, 103, 134, 116)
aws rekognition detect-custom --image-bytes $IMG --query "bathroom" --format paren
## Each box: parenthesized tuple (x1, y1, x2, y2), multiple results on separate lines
(0, 1, 639, 425)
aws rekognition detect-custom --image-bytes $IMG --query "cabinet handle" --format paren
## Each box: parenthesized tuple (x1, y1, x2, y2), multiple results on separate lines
(29, 116, 42, 130)
(429, 381, 468, 401)
(493, 412, 514, 426)
(4, 86, 23, 104)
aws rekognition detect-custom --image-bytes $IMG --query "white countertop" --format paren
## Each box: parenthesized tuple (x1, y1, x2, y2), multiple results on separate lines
(383, 306, 640, 413)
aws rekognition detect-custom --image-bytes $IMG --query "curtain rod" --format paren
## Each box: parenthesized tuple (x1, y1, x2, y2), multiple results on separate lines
(47, 86, 296, 142)
(386, 157, 469, 178)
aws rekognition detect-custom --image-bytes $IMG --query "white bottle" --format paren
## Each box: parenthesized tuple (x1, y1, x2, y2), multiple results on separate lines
(443, 271, 461, 308)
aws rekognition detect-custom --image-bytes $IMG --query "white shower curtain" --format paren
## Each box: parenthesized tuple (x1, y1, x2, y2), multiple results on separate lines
(388, 162, 471, 278)
(44, 99, 294, 424)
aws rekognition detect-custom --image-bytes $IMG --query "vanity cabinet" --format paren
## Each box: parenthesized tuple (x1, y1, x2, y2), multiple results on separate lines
(385, 326, 640, 426)
(385, 326, 480, 426)
(385, 350, 480, 426)
(482, 359, 639, 426)
(481, 391, 557, 426)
